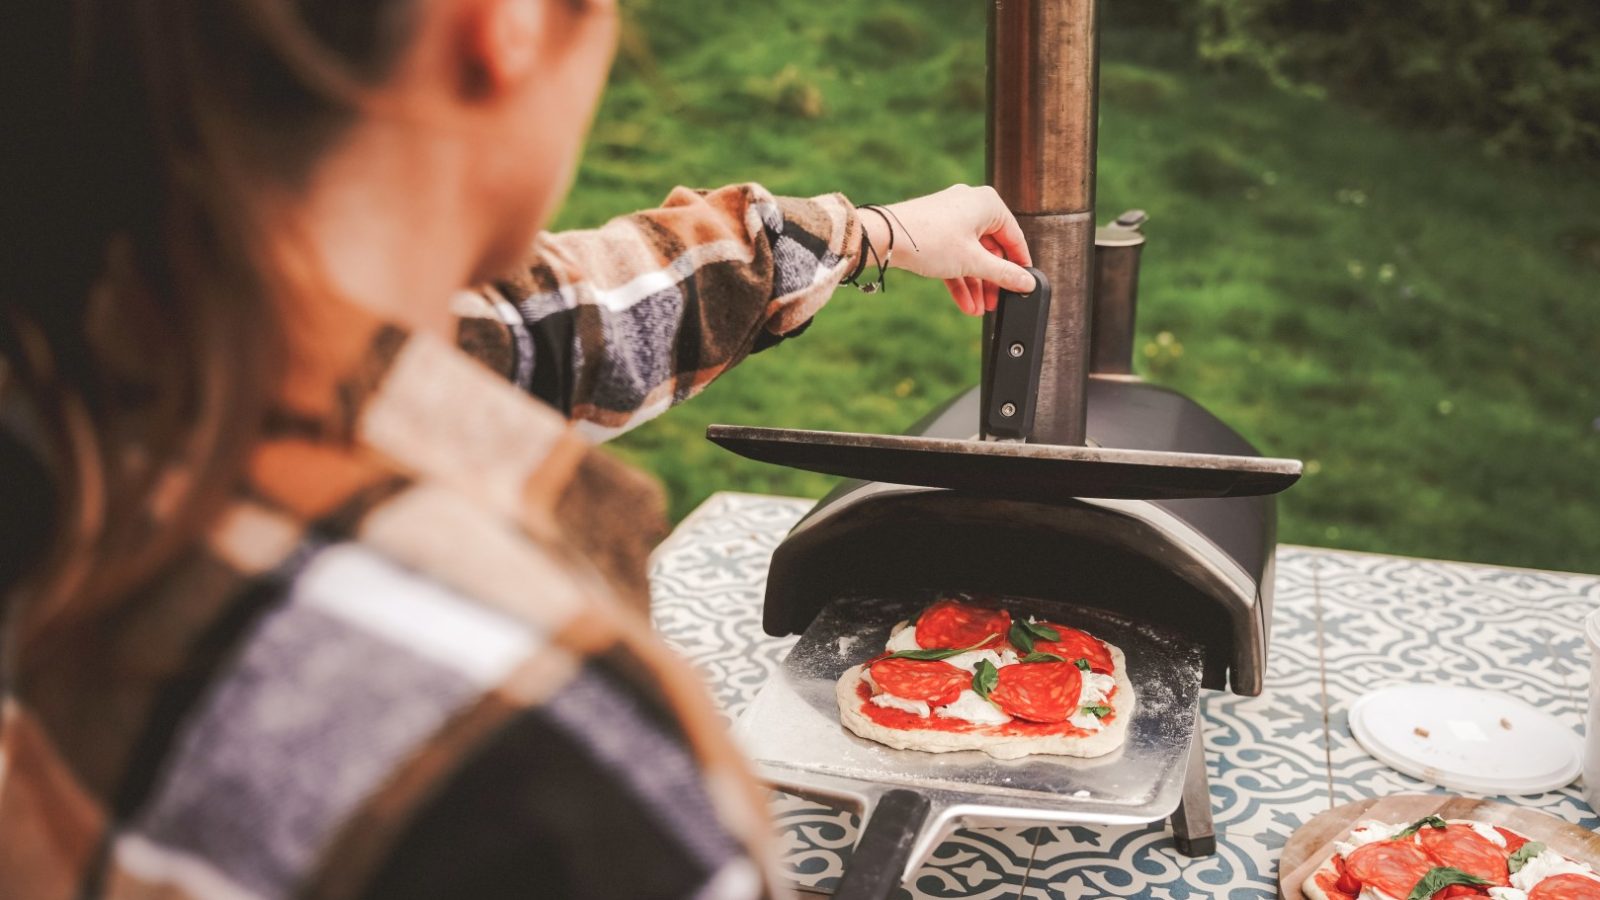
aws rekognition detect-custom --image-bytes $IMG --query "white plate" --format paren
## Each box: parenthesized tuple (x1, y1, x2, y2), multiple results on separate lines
(1349, 683, 1582, 795)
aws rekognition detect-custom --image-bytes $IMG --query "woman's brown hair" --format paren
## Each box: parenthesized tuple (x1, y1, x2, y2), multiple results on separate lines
(1, 1, 417, 663)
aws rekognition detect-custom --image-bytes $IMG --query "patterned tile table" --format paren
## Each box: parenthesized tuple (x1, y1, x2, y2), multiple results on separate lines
(649, 493, 1600, 899)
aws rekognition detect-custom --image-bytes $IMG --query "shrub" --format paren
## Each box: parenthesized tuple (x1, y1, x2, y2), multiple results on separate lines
(1188, 0, 1600, 161)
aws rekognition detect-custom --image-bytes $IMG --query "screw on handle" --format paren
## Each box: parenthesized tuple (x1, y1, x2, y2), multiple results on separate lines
(982, 267, 1051, 441)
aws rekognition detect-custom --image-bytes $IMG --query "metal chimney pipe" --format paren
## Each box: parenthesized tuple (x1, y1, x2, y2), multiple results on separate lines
(986, 0, 1100, 445)
(1090, 210, 1147, 376)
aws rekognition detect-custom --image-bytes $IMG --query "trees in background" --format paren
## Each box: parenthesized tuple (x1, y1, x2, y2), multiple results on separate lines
(1121, 0, 1600, 161)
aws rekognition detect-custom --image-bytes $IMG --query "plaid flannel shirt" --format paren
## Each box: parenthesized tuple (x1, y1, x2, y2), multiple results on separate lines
(0, 184, 861, 900)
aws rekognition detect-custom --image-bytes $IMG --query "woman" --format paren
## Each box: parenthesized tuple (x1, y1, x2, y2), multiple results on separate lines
(0, 1, 1035, 897)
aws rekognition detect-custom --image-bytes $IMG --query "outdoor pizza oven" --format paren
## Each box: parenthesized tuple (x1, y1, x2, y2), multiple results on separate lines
(755, 0, 1284, 700)
(705, 0, 1302, 896)
(761, 383, 1278, 696)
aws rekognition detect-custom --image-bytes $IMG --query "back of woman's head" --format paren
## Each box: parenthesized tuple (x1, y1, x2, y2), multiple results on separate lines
(1, 0, 417, 658)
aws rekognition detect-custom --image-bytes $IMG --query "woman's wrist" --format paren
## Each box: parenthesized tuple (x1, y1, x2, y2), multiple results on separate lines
(857, 204, 894, 269)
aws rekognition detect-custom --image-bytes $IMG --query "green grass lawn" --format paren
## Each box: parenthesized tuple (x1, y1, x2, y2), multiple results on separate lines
(553, 0, 1600, 573)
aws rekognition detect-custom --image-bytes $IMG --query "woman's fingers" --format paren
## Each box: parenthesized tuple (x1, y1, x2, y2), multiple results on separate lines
(944, 277, 978, 316)
(966, 276, 990, 314)
(979, 237, 1005, 311)
(970, 246, 1036, 294)
(989, 206, 1032, 268)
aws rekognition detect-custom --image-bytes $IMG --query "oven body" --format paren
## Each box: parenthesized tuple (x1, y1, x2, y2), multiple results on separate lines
(764, 378, 1277, 696)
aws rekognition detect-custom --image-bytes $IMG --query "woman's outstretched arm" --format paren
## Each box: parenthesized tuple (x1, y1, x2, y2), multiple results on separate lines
(454, 182, 1033, 440)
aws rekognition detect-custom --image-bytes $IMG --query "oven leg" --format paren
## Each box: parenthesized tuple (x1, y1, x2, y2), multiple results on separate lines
(1169, 709, 1216, 856)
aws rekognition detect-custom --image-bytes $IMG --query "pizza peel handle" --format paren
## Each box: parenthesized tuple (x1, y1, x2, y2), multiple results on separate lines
(832, 789, 931, 900)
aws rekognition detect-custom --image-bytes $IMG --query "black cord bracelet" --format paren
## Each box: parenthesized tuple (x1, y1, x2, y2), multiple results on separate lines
(844, 223, 881, 292)
(862, 204, 919, 252)
(857, 206, 898, 293)
(856, 204, 921, 294)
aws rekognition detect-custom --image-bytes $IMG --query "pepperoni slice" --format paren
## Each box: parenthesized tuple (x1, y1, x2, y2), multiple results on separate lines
(1032, 623, 1115, 673)
(1494, 826, 1530, 854)
(868, 657, 969, 706)
(915, 600, 1012, 650)
(1345, 841, 1436, 900)
(1335, 853, 1362, 895)
(1314, 869, 1358, 900)
(1529, 874, 1600, 900)
(989, 660, 1083, 723)
(1418, 825, 1509, 886)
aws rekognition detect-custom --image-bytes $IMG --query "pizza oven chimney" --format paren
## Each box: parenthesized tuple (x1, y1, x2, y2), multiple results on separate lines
(986, 0, 1100, 445)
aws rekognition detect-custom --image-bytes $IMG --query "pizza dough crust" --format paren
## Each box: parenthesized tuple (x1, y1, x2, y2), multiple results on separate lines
(1301, 863, 1339, 900)
(836, 642, 1135, 760)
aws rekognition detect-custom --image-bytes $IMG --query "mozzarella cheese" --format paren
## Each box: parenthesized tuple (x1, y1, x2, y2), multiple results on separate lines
(1510, 849, 1600, 892)
(884, 622, 920, 653)
(1470, 822, 1508, 848)
(1333, 820, 1401, 858)
(869, 693, 931, 717)
(936, 690, 1012, 725)
(1069, 710, 1104, 732)
(1079, 671, 1117, 706)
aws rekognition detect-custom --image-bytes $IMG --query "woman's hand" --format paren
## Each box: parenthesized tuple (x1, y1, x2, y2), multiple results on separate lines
(859, 185, 1035, 316)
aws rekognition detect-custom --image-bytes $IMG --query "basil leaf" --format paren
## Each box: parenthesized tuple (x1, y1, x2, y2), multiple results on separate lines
(1508, 841, 1546, 875)
(1081, 704, 1112, 717)
(1021, 651, 1066, 663)
(1024, 620, 1060, 642)
(1009, 622, 1036, 654)
(1395, 815, 1449, 839)
(972, 660, 999, 699)
(886, 647, 969, 661)
(1405, 866, 1490, 900)
(1074, 658, 1091, 671)
(887, 633, 998, 661)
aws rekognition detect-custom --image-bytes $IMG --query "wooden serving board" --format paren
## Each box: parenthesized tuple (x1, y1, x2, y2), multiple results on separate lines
(1277, 794, 1600, 900)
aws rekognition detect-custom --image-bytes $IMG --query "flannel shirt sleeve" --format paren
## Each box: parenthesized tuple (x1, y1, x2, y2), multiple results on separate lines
(454, 183, 862, 441)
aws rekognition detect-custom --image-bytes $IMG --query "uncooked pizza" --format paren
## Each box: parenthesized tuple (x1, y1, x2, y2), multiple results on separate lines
(834, 598, 1135, 759)
(1304, 815, 1600, 900)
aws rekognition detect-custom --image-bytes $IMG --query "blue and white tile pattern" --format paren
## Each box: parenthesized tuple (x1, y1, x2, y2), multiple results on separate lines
(651, 493, 1600, 898)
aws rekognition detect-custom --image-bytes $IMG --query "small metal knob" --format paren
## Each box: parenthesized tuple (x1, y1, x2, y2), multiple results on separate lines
(1000, 402, 1017, 418)
(1008, 342, 1025, 358)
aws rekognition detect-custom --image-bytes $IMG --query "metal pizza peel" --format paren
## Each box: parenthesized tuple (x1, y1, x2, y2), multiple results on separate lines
(731, 592, 1205, 899)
